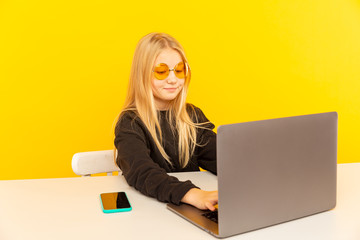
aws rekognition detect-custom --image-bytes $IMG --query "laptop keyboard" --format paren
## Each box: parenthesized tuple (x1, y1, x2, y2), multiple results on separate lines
(202, 210, 218, 223)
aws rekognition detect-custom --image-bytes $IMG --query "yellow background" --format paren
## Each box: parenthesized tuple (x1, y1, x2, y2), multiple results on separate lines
(1, 0, 359, 180)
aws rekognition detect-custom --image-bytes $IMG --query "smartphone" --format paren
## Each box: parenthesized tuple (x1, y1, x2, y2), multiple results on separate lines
(100, 192, 132, 213)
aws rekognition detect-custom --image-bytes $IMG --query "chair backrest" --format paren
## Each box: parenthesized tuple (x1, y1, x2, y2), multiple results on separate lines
(72, 150, 121, 177)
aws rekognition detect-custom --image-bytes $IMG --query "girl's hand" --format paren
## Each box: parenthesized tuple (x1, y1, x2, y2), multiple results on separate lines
(181, 188, 218, 211)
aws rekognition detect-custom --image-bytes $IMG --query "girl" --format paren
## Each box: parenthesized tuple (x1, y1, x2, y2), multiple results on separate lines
(114, 32, 217, 211)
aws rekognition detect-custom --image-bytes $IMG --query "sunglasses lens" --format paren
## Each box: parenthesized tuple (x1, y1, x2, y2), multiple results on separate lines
(154, 63, 169, 80)
(174, 62, 186, 79)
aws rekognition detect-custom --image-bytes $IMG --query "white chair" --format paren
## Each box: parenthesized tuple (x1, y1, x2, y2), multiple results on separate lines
(72, 150, 121, 177)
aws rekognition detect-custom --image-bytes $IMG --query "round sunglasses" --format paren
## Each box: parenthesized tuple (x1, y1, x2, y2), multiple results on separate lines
(152, 62, 187, 80)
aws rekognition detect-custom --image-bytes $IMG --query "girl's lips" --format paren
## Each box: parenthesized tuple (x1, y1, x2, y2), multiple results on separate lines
(164, 88, 177, 91)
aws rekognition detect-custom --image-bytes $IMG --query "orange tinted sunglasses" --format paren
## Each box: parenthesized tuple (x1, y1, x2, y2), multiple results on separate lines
(152, 62, 187, 80)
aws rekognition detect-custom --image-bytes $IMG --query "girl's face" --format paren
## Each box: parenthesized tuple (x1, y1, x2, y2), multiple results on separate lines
(151, 48, 185, 110)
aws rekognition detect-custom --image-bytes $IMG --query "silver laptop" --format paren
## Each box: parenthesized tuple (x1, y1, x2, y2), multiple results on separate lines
(167, 112, 338, 238)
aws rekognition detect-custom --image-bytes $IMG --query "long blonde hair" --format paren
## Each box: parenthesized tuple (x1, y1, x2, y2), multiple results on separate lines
(117, 32, 205, 168)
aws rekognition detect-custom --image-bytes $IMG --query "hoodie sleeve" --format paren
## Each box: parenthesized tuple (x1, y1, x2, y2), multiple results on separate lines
(114, 112, 198, 205)
(188, 104, 217, 175)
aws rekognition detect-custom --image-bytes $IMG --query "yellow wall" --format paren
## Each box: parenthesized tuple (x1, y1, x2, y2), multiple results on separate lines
(1, 0, 359, 180)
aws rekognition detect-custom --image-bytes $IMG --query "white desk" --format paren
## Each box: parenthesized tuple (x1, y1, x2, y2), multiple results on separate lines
(0, 163, 359, 240)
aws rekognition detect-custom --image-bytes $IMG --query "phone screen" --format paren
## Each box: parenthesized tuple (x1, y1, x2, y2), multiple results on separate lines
(100, 192, 132, 213)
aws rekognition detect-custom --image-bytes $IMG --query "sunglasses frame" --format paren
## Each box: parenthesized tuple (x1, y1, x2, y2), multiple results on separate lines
(152, 62, 188, 80)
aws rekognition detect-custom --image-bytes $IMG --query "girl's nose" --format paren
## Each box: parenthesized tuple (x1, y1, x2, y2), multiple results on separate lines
(167, 71, 177, 83)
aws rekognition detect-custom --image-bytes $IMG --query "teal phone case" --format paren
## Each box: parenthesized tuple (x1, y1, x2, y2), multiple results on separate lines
(100, 192, 132, 213)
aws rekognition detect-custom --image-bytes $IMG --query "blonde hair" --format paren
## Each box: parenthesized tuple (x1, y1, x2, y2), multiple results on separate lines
(117, 32, 206, 168)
